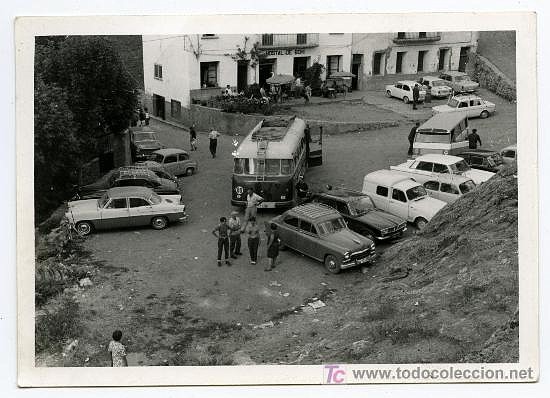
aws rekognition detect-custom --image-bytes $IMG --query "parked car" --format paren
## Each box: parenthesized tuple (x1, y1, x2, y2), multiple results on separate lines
(310, 189, 407, 240)
(270, 203, 377, 274)
(417, 76, 452, 98)
(131, 130, 163, 161)
(500, 144, 517, 164)
(390, 154, 495, 185)
(422, 175, 476, 204)
(385, 80, 426, 104)
(439, 71, 479, 93)
(362, 170, 447, 230)
(457, 149, 505, 173)
(75, 167, 181, 200)
(65, 186, 187, 236)
(152, 148, 198, 176)
(432, 94, 496, 118)
(132, 160, 178, 182)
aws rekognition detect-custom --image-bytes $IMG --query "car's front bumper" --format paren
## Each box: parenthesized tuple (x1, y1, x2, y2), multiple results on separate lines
(377, 227, 407, 240)
(341, 252, 377, 269)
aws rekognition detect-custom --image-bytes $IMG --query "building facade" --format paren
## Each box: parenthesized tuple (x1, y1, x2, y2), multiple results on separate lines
(142, 32, 478, 122)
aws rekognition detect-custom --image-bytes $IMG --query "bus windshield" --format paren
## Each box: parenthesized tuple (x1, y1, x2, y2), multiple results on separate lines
(415, 132, 451, 144)
(233, 158, 294, 176)
(317, 217, 347, 235)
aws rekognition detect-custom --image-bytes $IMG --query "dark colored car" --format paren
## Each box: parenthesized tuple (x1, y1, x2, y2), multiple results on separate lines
(131, 130, 163, 161)
(457, 149, 504, 173)
(75, 167, 181, 200)
(311, 189, 407, 240)
(132, 161, 178, 182)
(270, 203, 376, 274)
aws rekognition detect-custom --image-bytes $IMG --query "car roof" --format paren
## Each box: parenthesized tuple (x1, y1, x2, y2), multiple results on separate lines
(415, 154, 464, 164)
(417, 112, 466, 130)
(316, 189, 369, 202)
(106, 186, 155, 199)
(364, 170, 416, 187)
(132, 130, 157, 136)
(451, 94, 482, 101)
(422, 75, 444, 81)
(116, 168, 159, 180)
(396, 80, 420, 85)
(288, 203, 340, 221)
(154, 148, 189, 156)
(502, 144, 517, 151)
(440, 71, 468, 76)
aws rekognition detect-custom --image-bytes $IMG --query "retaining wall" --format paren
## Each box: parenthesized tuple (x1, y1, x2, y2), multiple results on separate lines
(469, 53, 516, 102)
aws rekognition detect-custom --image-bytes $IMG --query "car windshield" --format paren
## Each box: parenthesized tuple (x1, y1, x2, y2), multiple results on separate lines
(431, 80, 446, 87)
(406, 185, 428, 201)
(348, 197, 376, 216)
(149, 193, 162, 205)
(98, 193, 110, 208)
(450, 160, 471, 174)
(317, 217, 347, 235)
(153, 154, 164, 163)
(448, 98, 460, 107)
(459, 180, 476, 194)
(455, 75, 471, 82)
(134, 132, 157, 141)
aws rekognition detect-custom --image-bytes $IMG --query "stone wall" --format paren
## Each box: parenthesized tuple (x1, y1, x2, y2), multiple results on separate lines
(469, 53, 516, 102)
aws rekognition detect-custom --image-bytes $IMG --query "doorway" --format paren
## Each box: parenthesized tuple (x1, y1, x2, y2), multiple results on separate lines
(153, 94, 165, 120)
(259, 58, 276, 88)
(373, 52, 384, 75)
(417, 50, 427, 72)
(237, 60, 249, 93)
(351, 54, 362, 90)
(396, 51, 405, 74)
(458, 47, 470, 72)
(438, 48, 449, 71)
(293, 57, 309, 78)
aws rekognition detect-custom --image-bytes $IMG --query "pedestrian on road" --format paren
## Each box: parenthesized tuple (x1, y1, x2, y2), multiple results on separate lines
(139, 108, 146, 126)
(468, 128, 482, 149)
(228, 211, 242, 259)
(303, 85, 312, 104)
(189, 124, 197, 151)
(245, 216, 260, 265)
(412, 84, 420, 110)
(212, 217, 231, 266)
(265, 224, 280, 272)
(108, 330, 128, 367)
(144, 107, 150, 126)
(408, 122, 420, 156)
(208, 128, 220, 158)
(241, 188, 264, 232)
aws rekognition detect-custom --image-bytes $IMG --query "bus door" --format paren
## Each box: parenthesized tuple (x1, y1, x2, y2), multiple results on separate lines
(307, 125, 323, 167)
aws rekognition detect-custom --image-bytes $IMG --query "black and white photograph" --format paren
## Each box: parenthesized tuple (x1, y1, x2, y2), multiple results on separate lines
(13, 11, 540, 388)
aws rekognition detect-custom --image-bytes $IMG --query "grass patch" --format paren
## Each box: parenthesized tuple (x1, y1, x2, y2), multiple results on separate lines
(361, 302, 397, 322)
(36, 295, 82, 352)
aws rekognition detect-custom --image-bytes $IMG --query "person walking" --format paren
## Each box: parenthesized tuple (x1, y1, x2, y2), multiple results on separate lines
(412, 84, 420, 110)
(468, 128, 482, 149)
(189, 124, 197, 151)
(139, 108, 146, 126)
(265, 224, 280, 271)
(245, 216, 260, 265)
(208, 128, 220, 158)
(108, 330, 128, 367)
(144, 107, 150, 126)
(212, 217, 231, 266)
(228, 211, 242, 259)
(241, 188, 264, 232)
(408, 122, 419, 156)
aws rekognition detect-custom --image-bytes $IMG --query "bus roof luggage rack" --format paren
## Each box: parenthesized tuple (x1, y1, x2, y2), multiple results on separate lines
(251, 116, 296, 142)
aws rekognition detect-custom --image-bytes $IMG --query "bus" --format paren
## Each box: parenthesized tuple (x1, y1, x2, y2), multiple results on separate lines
(231, 116, 322, 208)
(412, 112, 469, 158)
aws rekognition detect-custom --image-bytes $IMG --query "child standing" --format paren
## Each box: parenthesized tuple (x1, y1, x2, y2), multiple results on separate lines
(108, 330, 128, 367)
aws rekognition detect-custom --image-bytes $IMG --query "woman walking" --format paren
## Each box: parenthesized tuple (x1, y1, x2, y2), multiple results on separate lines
(245, 216, 260, 265)
(265, 224, 280, 271)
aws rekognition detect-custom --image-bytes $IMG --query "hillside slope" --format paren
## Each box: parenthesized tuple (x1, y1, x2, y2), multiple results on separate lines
(239, 165, 519, 364)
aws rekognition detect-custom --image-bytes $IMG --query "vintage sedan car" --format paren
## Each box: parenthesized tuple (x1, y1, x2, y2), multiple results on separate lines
(385, 80, 426, 104)
(131, 130, 163, 161)
(501, 144, 517, 164)
(270, 203, 377, 274)
(75, 167, 181, 200)
(153, 148, 198, 176)
(432, 94, 496, 119)
(422, 175, 476, 204)
(310, 189, 407, 240)
(457, 149, 505, 173)
(65, 187, 187, 236)
(439, 71, 479, 93)
(417, 76, 452, 98)
(132, 160, 178, 182)
(390, 154, 495, 185)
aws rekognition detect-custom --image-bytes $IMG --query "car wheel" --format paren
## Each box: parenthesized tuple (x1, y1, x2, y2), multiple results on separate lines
(75, 221, 93, 236)
(415, 217, 428, 230)
(185, 167, 194, 176)
(403, 96, 409, 104)
(480, 110, 489, 119)
(386, 90, 392, 98)
(324, 254, 341, 274)
(151, 216, 168, 230)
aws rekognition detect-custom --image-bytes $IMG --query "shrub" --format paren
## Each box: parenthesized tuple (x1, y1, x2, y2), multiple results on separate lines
(470, 53, 516, 102)
(35, 295, 82, 352)
(303, 62, 325, 96)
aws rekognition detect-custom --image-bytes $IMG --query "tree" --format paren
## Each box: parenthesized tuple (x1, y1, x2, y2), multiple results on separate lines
(303, 62, 325, 96)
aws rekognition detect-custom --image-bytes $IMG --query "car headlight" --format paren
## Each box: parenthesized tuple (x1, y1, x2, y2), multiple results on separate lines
(370, 243, 376, 249)
(343, 251, 350, 259)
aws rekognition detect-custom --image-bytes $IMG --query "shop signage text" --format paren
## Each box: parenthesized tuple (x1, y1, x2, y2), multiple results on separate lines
(264, 48, 306, 56)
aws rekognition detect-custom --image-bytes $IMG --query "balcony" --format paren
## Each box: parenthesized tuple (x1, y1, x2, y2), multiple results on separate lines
(258, 33, 319, 49)
(393, 32, 441, 44)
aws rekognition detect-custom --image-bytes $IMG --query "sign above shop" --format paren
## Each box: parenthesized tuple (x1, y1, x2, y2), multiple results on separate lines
(263, 48, 307, 56)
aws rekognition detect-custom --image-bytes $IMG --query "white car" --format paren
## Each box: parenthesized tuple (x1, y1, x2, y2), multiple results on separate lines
(418, 76, 452, 98)
(362, 170, 447, 230)
(390, 154, 495, 185)
(385, 80, 426, 104)
(500, 144, 517, 164)
(439, 71, 479, 93)
(422, 175, 476, 204)
(432, 94, 496, 119)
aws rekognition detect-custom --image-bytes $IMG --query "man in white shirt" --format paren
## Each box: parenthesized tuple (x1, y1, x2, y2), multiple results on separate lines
(208, 128, 220, 158)
(241, 188, 263, 232)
